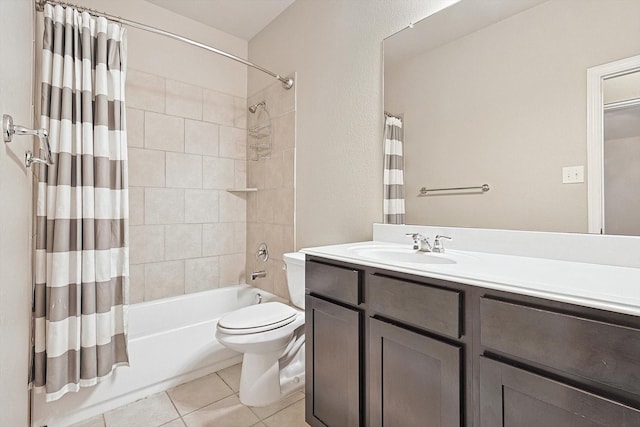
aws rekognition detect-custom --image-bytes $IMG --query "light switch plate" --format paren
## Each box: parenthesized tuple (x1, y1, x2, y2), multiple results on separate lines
(562, 166, 584, 184)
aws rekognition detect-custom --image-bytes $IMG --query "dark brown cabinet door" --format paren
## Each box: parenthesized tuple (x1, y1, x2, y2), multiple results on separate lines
(479, 357, 640, 427)
(305, 295, 361, 427)
(369, 318, 462, 427)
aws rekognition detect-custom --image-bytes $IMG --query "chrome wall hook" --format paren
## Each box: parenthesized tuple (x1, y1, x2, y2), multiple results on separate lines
(3, 114, 54, 167)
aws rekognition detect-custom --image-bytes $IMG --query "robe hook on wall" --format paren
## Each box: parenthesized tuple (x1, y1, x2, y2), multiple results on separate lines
(3, 114, 54, 167)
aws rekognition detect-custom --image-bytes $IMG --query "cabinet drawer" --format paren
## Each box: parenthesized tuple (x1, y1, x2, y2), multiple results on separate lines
(306, 260, 362, 306)
(480, 297, 640, 397)
(368, 274, 462, 338)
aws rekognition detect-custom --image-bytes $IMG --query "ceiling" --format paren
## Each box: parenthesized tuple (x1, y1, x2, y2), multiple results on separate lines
(146, 0, 296, 40)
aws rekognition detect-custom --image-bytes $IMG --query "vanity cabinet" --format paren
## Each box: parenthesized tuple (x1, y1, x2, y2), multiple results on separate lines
(478, 296, 640, 426)
(304, 255, 640, 427)
(305, 260, 364, 427)
(479, 357, 640, 426)
(369, 318, 462, 427)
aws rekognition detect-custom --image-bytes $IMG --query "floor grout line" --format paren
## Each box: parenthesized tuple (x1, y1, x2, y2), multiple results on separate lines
(92, 364, 307, 427)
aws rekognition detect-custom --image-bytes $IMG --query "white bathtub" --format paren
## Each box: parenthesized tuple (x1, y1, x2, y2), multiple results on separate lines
(31, 285, 283, 427)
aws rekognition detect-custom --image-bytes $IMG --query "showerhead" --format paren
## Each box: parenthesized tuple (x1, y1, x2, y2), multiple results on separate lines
(248, 101, 265, 114)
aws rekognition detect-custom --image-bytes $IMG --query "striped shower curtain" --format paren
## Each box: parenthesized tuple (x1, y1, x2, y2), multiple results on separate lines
(383, 115, 405, 224)
(32, 4, 130, 402)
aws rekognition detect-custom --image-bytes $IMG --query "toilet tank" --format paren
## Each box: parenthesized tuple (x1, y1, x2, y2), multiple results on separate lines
(283, 252, 306, 309)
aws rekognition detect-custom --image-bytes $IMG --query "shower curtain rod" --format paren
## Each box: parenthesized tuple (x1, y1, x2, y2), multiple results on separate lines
(34, 0, 294, 90)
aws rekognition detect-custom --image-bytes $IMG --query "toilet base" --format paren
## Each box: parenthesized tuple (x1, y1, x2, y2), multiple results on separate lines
(237, 338, 305, 407)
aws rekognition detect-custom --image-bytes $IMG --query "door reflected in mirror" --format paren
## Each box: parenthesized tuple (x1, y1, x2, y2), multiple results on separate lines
(384, 0, 640, 235)
(602, 70, 640, 235)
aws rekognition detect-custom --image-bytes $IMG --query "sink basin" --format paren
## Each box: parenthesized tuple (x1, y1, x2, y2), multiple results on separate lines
(351, 246, 457, 265)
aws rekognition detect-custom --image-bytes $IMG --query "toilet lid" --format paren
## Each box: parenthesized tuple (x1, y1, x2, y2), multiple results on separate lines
(217, 302, 298, 334)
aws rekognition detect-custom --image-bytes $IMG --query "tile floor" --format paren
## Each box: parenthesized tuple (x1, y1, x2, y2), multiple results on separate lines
(70, 364, 310, 427)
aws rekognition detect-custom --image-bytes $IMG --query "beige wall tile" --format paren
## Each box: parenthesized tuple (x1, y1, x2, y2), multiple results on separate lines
(128, 187, 144, 226)
(203, 157, 235, 189)
(185, 257, 220, 293)
(165, 224, 202, 260)
(129, 264, 145, 304)
(166, 153, 202, 188)
(247, 159, 265, 189)
(283, 225, 295, 253)
(249, 257, 274, 294)
(256, 189, 275, 224)
(234, 222, 247, 254)
(202, 223, 235, 256)
(282, 149, 295, 189)
(145, 188, 185, 224)
(235, 160, 247, 189)
(220, 192, 247, 223)
(274, 188, 294, 226)
(264, 153, 283, 189)
(203, 89, 235, 126)
(167, 373, 233, 416)
(264, 224, 284, 261)
(219, 253, 246, 285)
(272, 112, 295, 153)
(234, 96, 247, 129)
(246, 193, 258, 223)
(129, 225, 164, 264)
(145, 112, 184, 152)
(220, 126, 247, 160)
(246, 222, 265, 258)
(185, 189, 219, 223)
(144, 261, 185, 300)
(126, 108, 144, 148)
(265, 81, 295, 118)
(103, 392, 178, 427)
(185, 120, 219, 156)
(126, 69, 165, 113)
(128, 148, 165, 187)
(166, 79, 202, 120)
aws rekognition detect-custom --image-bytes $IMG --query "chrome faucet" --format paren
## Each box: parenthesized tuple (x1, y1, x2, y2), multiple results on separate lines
(251, 270, 266, 280)
(432, 235, 453, 253)
(406, 233, 432, 252)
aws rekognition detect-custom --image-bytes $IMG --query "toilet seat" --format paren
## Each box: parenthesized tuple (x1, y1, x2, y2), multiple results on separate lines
(217, 302, 298, 335)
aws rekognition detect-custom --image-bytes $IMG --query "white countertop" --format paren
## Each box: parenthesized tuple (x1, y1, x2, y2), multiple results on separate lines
(301, 241, 640, 317)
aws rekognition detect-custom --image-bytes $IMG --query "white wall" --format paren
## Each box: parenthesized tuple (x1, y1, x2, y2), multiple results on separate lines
(248, 0, 457, 248)
(74, 0, 248, 97)
(0, 1, 34, 425)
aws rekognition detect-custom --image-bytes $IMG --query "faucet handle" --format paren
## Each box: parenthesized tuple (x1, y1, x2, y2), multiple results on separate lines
(405, 233, 420, 250)
(406, 233, 430, 251)
(433, 235, 452, 253)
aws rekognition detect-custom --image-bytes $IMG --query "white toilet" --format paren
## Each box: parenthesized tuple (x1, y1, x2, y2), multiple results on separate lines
(215, 252, 306, 407)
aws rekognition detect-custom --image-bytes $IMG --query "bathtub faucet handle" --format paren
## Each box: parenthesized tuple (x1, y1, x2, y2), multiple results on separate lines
(256, 293, 262, 304)
(256, 243, 269, 262)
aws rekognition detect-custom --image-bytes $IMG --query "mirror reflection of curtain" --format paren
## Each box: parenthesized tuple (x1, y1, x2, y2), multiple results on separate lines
(383, 115, 405, 224)
(32, 3, 130, 402)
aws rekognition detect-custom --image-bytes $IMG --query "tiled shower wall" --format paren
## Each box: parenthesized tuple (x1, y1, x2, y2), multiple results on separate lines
(246, 78, 296, 300)
(127, 68, 248, 303)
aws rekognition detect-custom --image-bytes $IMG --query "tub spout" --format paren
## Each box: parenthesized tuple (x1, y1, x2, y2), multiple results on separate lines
(251, 270, 266, 280)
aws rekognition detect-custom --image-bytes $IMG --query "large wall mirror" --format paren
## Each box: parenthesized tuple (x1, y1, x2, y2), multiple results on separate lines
(384, 0, 640, 235)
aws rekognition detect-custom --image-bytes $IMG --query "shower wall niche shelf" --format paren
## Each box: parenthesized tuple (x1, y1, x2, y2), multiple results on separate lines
(226, 188, 258, 193)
